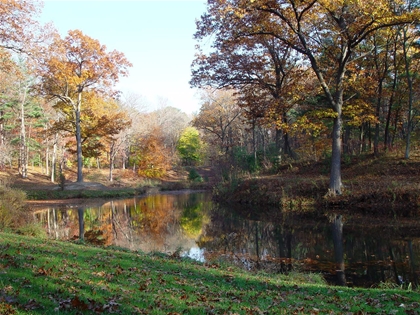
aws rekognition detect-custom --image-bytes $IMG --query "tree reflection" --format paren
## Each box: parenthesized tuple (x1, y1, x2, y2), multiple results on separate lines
(180, 193, 208, 238)
(274, 225, 292, 272)
(330, 214, 346, 286)
(33, 194, 420, 288)
(77, 207, 84, 240)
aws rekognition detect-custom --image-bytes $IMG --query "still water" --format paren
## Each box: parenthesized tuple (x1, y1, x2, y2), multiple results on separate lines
(33, 192, 420, 288)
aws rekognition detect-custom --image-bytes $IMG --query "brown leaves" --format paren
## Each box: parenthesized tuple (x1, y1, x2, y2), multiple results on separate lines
(57, 296, 121, 313)
(36, 266, 53, 276)
(0, 0, 42, 52)
(2, 231, 420, 314)
(0, 302, 16, 315)
(0, 288, 41, 313)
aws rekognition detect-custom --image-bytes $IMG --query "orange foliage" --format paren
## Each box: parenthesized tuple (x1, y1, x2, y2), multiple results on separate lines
(0, 0, 41, 52)
(135, 128, 172, 178)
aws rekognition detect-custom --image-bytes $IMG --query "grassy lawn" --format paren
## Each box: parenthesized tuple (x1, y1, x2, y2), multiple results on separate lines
(1, 232, 419, 314)
(24, 188, 141, 201)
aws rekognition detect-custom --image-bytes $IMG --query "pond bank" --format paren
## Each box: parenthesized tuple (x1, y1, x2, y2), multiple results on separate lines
(213, 155, 420, 217)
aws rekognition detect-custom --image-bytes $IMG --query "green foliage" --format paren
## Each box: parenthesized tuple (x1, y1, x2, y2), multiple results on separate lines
(1, 232, 419, 314)
(15, 222, 47, 238)
(177, 127, 203, 166)
(188, 168, 203, 182)
(213, 171, 242, 200)
(231, 146, 260, 173)
(29, 153, 42, 167)
(230, 144, 290, 174)
(137, 178, 162, 188)
(180, 195, 207, 238)
(25, 188, 139, 200)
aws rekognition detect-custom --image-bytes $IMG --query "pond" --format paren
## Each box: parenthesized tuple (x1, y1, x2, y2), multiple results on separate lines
(33, 191, 420, 288)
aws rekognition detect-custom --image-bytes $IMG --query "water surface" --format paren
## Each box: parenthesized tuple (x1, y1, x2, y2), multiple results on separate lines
(33, 192, 420, 287)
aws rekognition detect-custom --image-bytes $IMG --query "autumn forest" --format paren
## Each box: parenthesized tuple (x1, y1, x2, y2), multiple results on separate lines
(1, 0, 420, 197)
(3, 1, 420, 313)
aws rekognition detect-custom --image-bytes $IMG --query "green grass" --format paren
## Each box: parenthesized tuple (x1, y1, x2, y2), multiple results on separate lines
(24, 188, 143, 200)
(1, 232, 419, 314)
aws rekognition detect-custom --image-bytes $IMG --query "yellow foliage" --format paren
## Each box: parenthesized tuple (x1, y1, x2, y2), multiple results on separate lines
(343, 100, 377, 127)
(290, 115, 327, 138)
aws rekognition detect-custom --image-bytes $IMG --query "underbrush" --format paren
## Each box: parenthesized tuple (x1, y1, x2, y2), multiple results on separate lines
(212, 154, 420, 214)
(0, 185, 46, 237)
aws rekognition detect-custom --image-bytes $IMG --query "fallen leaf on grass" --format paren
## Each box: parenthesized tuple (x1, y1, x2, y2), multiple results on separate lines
(23, 299, 42, 311)
(36, 266, 53, 276)
(58, 296, 121, 313)
(0, 302, 16, 315)
(0, 290, 17, 304)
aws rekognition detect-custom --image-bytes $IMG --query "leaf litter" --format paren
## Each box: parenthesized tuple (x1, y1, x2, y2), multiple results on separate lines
(1, 232, 420, 314)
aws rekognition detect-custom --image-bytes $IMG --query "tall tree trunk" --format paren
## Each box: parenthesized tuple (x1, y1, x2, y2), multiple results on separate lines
(373, 34, 390, 157)
(51, 133, 58, 183)
(45, 141, 49, 176)
(384, 55, 398, 151)
(305, 50, 345, 196)
(252, 120, 257, 167)
(109, 140, 115, 182)
(329, 112, 343, 195)
(19, 89, 27, 178)
(76, 92, 83, 182)
(403, 27, 413, 159)
(374, 80, 383, 157)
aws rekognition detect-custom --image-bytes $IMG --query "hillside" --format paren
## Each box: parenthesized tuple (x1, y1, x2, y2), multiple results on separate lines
(213, 154, 420, 216)
(1, 232, 420, 314)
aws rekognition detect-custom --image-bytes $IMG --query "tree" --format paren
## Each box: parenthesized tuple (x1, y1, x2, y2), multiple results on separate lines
(0, 54, 44, 176)
(153, 104, 191, 155)
(134, 127, 172, 178)
(194, 0, 420, 195)
(0, 0, 41, 52)
(402, 24, 418, 159)
(193, 89, 243, 155)
(177, 127, 203, 166)
(39, 29, 131, 182)
(118, 92, 149, 170)
(51, 92, 131, 176)
(191, 28, 308, 160)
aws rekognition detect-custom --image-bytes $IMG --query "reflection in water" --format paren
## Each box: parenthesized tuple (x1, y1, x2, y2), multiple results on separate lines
(35, 192, 212, 254)
(331, 214, 346, 286)
(33, 192, 420, 288)
(77, 208, 84, 241)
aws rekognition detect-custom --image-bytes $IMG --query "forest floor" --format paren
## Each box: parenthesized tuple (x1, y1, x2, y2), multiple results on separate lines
(212, 152, 420, 217)
(0, 167, 188, 191)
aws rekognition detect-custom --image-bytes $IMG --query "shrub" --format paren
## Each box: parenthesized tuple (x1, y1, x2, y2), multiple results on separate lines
(188, 168, 203, 182)
(0, 186, 32, 231)
(16, 222, 47, 238)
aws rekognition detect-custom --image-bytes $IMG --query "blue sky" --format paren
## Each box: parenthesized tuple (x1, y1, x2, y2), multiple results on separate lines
(40, 0, 207, 114)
